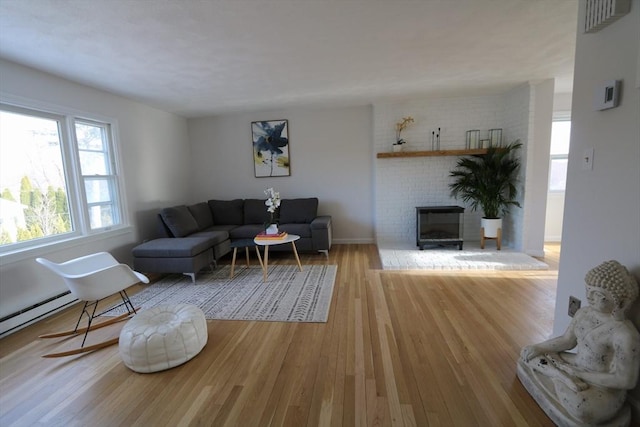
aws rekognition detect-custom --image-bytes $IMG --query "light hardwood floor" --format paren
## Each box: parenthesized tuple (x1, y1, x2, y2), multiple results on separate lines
(0, 244, 561, 426)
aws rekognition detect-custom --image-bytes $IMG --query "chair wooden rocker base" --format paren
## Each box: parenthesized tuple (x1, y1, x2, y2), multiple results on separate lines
(36, 252, 149, 358)
(39, 294, 140, 358)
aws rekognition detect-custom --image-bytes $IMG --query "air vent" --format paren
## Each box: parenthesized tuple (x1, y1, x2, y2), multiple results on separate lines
(584, 0, 630, 33)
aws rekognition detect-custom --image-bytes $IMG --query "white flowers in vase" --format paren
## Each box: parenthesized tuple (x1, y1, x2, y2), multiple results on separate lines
(264, 187, 281, 233)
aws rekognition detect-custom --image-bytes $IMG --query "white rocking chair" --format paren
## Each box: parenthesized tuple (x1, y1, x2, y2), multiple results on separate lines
(36, 252, 149, 358)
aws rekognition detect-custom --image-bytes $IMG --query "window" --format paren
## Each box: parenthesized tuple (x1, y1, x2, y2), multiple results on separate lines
(0, 103, 126, 253)
(75, 120, 121, 230)
(549, 156, 568, 191)
(548, 119, 570, 192)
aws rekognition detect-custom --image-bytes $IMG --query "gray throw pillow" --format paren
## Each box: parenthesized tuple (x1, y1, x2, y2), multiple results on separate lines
(244, 199, 271, 224)
(208, 199, 244, 225)
(279, 198, 318, 224)
(188, 202, 214, 230)
(160, 205, 199, 237)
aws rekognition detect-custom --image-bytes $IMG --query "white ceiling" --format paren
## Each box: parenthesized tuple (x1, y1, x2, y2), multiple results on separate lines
(0, 0, 578, 118)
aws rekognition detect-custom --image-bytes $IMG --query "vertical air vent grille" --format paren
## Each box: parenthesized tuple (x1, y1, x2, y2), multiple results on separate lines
(584, 0, 630, 33)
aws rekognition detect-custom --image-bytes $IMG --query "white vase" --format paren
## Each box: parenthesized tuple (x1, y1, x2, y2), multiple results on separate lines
(266, 223, 279, 234)
(392, 144, 402, 152)
(481, 218, 502, 238)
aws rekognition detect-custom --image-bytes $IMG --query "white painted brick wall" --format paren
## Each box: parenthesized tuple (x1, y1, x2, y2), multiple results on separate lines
(374, 91, 531, 248)
(503, 85, 531, 250)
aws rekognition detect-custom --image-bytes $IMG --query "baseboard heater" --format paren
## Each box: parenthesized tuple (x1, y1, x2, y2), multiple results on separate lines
(0, 291, 77, 338)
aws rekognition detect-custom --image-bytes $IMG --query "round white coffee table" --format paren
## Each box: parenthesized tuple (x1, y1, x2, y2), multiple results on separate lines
(254, 234, 303, 281)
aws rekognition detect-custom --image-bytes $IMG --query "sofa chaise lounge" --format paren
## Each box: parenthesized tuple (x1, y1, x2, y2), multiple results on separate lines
(132, 198, 332, 282)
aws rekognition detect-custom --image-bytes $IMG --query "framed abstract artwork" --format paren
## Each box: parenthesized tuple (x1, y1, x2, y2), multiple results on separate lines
(251, 119, 291, 177)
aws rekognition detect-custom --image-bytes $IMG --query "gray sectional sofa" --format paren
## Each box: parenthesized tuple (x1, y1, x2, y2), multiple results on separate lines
(132, 198, 332, 282)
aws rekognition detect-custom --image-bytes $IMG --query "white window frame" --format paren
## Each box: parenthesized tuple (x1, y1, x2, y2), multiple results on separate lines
(73, 118, 122, 232)
(0, 96, 131, 262)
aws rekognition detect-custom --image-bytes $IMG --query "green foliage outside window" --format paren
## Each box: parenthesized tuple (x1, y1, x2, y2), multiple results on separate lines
(0, 175, 71, 245)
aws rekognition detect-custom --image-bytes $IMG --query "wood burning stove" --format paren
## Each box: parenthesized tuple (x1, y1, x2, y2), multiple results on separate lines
(416, 206, 464, 250)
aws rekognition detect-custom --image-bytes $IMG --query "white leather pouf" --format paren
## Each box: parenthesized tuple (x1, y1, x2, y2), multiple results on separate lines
(119, 304, 207, 373)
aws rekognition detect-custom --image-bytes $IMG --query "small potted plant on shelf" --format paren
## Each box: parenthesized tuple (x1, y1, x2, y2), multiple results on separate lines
(448, 141, 522, 248)
(392, 116, 414, 152)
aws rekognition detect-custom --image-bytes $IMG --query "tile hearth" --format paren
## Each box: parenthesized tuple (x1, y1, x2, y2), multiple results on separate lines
(378, 242, 548, 271)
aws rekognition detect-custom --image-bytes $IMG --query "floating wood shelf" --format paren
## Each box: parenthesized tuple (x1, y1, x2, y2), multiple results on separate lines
(377, 148, 488, 159)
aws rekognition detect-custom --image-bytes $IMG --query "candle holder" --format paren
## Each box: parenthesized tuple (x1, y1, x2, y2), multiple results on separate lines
(488, 128, 502, 147)
(466, 130, 480, 149)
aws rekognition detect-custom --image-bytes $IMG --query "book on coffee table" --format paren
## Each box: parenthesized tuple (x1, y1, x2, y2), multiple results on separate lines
(256, 231, 288, 240)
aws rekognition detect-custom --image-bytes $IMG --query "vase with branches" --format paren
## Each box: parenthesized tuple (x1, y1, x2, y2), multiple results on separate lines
(393, 116, 414, 151)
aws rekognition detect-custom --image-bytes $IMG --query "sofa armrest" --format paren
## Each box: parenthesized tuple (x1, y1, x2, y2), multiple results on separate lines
(310, 215, 331, 229)
(311, 215, 332, 251)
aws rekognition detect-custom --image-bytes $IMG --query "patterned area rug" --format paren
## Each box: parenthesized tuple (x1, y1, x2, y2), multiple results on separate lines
(379, 244, 548, 270)
(107, 265, 337, 322)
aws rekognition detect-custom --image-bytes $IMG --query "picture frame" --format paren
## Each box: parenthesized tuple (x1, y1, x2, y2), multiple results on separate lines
(251, 119, 291, 177)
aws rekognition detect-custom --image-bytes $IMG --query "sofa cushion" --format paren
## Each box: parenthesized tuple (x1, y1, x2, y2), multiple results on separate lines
(230, 224, 266, 240)
(160, 206, 199, 237)
(244, 199, 271, 225)
(279, 198, 318, 224)
(208, 199, 244, 225)
(278, 223, 312, 238)
(187, 202, 214, 230)
(132, 237, 213, 258)
(190, 229, 229, 245)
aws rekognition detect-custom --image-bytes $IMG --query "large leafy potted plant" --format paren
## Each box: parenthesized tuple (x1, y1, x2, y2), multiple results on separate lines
(449, 141, 522, 245)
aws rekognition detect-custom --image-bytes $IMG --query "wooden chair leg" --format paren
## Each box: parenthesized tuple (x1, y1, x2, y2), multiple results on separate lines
(480, 227, 485, 249)
(230, 247, 238, 279)
(497, 228, 502, 250)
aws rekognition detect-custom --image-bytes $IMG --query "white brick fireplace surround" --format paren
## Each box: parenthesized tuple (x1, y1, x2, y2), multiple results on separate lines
(373, 81, 553, 255)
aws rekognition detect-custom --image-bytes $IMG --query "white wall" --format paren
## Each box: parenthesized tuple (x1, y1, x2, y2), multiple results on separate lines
(0, 60, 191, 333)
(544, 192, 565, 242)
(187, 105, 375, 244)
(502, 85, 532, 251)
(552, 0, 640, 413)
(374, 95, 504, 247)
(521, 79, 554, 257)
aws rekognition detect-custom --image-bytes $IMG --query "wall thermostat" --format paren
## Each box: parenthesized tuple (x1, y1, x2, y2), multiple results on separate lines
(594, 80, 621, 110)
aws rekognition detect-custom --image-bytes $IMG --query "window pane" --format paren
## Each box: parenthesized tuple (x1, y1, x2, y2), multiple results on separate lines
(549, 158, 568, 191)
(88, 204, 115, 229)
(0, 110, 73, 246)
(84, 178, 113, 204)
(550, 121, 571, 155)
(79, 151, 108, 175)
(75, 122, 105, 151)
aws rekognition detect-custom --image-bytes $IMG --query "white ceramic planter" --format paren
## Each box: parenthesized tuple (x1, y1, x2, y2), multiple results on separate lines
(392, 144, 402, 152)
(266, 223, 279, 234)
(481, 217, 502, 238)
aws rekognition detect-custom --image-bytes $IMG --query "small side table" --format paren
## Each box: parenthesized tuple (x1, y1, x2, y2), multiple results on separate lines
(254, 234, 303, 281)
(229, 239, 263, 279)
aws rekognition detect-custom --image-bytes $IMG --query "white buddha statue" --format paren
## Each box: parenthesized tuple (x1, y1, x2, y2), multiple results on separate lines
(518, 260, 640, 426)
